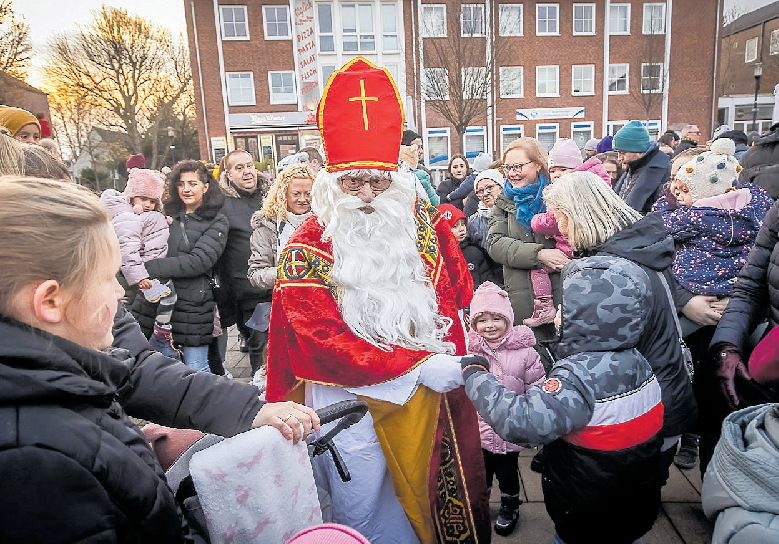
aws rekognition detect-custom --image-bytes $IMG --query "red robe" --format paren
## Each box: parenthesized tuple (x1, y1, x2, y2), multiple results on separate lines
(267, 200, 491, 543)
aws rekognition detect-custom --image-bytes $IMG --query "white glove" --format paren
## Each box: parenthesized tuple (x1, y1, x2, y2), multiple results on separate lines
(418, 354, 464, 393)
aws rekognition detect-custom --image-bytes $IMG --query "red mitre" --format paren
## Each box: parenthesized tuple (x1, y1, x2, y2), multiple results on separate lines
(317, 56, 404, 172)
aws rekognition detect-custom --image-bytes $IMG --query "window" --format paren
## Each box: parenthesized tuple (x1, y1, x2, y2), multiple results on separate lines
(608, 63, 629, 93)
(226, 72, 255, 105)
(317, 4, 335, 52)
(268, 71, 297, 104)
(643, 3, 665, 35)
(422, 4, 446, 37)
(461, 4, 485, 36)
(465, 126, 487, 160)
(423, 67, 450, 100)
(571, 122, 593, 150)
(382, 4, 399, 52)
(500, 66, 523, 98)
(499, 4, 523, 36)
(745, 37, 759, 63)
(536, 65, 559, 97)
(641, 63, 663, 93)
(385, 63, 399, 85)
(573, 4, 595, 35)
(426, 128, 450, 168)
(771, 30, 779, 55)
(607, 121, 627, 136)
(342, 4, 375, 52)
(463, 67, 487, 99)
(220, 5, 249, 39)
(536, 124, 559, 152)
(609, 4, 630, 34)
(321, 64, 336, 87)
(263, 6, 290, 39)
(536, 4, 559, 35)
(572, 64, 595, 95)
(500, 125, 524, 154)
(608, 120, 660, 137)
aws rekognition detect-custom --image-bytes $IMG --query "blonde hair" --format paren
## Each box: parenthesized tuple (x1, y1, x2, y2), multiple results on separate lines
(0, 129, 24, 176)
(543, 171, 642, 251)
(502, 137, 549, 172)
(0, 177, 111, 315)
(261, 164, 315, 221)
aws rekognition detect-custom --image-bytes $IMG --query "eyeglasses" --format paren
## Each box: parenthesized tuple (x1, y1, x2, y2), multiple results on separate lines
(503, 161, 532, 173)
(475, 183, 500, 196)
(339, 175, 392, 193)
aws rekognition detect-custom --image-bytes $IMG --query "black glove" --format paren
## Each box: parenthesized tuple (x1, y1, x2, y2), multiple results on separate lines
(460, 355, 489, 380)
(713, 344, 751, 411)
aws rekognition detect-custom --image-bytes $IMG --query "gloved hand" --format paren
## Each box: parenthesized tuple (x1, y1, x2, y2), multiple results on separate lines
(418, 354, 465, 393)
(460, 355, 489, 380)
(714, 344, 752, 411)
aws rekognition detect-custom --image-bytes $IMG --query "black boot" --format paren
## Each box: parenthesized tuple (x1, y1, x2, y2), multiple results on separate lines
(674, 433, 699, 470)
(494, 494, 521, 536)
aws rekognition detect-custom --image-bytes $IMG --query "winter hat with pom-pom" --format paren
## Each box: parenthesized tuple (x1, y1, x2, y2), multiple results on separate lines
(549, 138, 584, 169)
(470, 281, 514, 330)
(125, 168, 165, 212)
(472, 152, 492, 172)
(675, 138, 741, 203)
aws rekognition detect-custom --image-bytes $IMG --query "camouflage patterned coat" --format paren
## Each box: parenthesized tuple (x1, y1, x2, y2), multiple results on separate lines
(463, 256, 665, 544)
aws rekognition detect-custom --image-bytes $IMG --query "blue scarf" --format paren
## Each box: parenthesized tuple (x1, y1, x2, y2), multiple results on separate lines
(504, 175, 550, 229)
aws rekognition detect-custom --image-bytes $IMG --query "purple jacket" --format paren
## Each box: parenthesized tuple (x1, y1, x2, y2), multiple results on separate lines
(468, 324, 545, 453)
(100, 189, 170, 286)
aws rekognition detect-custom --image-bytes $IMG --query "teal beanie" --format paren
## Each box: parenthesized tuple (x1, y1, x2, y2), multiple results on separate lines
(613, 121, 651, 153)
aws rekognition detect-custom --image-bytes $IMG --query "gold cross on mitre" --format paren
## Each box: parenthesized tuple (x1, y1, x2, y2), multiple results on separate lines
(348, 79, 378, 130)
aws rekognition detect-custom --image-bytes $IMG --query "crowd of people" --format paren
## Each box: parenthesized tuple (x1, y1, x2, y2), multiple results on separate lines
(1, 53, 779, 544)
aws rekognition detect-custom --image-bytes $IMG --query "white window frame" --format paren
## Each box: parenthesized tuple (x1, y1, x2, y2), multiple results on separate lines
(536, 4, 559, 36)
(320, 64, 337, 87)
(571, 122, 594, 150)
(423, 67, 450, 100)
(426, 127, 451, 169)
(642, 3, 665, 35)
(608, 63, 629, 94)
(341, 4, 376, 53)
(500, 125, 524, 154)
(462, 66, 488, 99)
(422, 4, 447, 37)
(464, 126, 487, 161)
(500, 66, 523, 98)
(536, 65, 559, 97)
(572, 64, 595, 95)
(609, 3, 630, 35)
(641, 63, 663, 93)
(262, 5, 291, 40)
(268, 70, 297, 105)
(572, 4, 595, 36)
(536, 123, 559, 152)
(220, 5, 250, 40)
(745, 37, 759, 63)
(381, 3, 399, 52)
(461, 4, 485, 36)
(607, 119, 660, 137)
(226, 71, 256, 106)
(499, 4, 523, 36)
(316, 3, 336, 52)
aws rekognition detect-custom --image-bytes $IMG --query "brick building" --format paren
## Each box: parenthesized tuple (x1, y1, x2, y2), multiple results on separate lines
(717, 2, 779, 135)
(184, 0, 720, 172)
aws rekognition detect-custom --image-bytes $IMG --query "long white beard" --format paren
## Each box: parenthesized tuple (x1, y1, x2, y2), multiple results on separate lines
(312, 169, 454, 354)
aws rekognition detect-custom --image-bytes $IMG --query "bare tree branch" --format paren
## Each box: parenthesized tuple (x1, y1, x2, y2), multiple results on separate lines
(0, 0, 31, 80)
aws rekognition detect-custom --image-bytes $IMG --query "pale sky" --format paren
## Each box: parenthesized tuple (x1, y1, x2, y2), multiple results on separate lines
(15, 0, 779, 88)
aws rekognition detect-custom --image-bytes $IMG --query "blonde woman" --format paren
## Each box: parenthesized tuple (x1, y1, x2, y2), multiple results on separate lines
(543, 171, 697, 484)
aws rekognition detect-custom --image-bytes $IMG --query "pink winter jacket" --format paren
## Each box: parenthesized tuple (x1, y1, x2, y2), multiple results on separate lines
(100, 189, 170, 286)
(468, 324, 545, 453)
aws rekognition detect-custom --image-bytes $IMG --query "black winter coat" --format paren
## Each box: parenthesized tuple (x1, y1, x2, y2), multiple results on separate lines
(0, 316, 191, 543)
(614, 144, 671, 215)
(711, 199, 779, 351)
(593, 214, 698, 438)
(132, 210, 228, 347)
(460, 239, 494, 289)
(739, 128, 779, 199)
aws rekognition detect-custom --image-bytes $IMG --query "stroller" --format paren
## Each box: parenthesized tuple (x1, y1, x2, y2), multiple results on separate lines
(164, 400, 369, 544)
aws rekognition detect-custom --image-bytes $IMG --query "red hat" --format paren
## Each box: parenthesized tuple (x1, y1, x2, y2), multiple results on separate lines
(437, 203, 467, 230)
(318, 56, 404, 173)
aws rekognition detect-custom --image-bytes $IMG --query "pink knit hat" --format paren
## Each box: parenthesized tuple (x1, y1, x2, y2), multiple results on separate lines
(125, 168, 165, 212)
(548, 138, 584, 170)
(470, 281, 514, 328)
(286, 524, 371, 543)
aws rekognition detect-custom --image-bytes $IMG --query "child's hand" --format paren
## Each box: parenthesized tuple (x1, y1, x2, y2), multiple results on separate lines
(138, 278, 153, 290)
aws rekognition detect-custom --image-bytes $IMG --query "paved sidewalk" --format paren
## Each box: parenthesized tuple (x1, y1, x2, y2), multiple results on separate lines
(223, 327, 714, 543)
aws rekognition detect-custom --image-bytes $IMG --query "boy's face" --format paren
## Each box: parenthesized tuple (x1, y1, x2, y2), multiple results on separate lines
(452, 218, 467, 242)
(549, 166, 572, 181)
(131, 196, 156, 212)
(672, 180, 692, 206)
(474, 312, 508, 342)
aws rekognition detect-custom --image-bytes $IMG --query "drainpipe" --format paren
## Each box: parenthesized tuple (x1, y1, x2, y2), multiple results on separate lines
(602, 0, 610, 137)
(661, 0, 672, 132)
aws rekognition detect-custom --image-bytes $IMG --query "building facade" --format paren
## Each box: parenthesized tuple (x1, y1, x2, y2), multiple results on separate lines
(717, 2, 779, 135)
(185, 0, 720, 172)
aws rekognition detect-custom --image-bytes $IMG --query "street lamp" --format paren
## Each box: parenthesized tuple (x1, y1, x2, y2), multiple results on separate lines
(752, 62, 763, 133)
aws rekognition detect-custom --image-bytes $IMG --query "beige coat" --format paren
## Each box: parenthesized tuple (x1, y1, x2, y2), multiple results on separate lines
(247, 211, 279, 290)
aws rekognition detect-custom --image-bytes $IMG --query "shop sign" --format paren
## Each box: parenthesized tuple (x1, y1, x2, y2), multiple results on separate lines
(229, 111, 313, 127)
(293, 0, 320, 109)
(516, 107, 585, 121)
